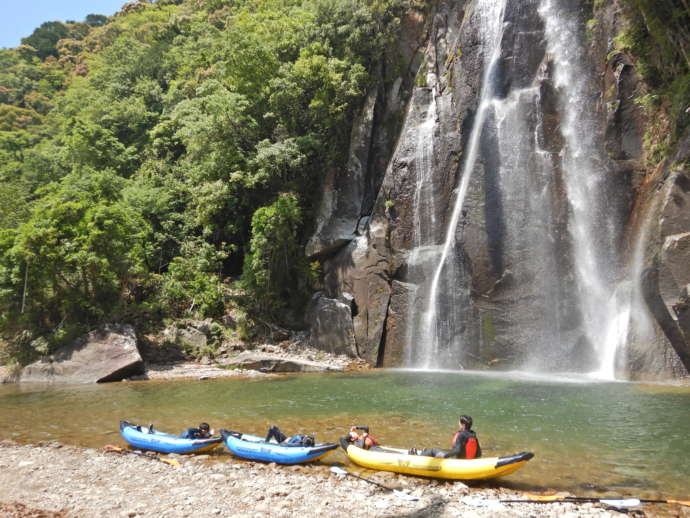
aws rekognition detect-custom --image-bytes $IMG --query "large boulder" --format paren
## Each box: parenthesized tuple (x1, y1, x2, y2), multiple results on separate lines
(306, 293, 358, 357)
(629, 164, 690, 378)
(324, 222, 393, 364)
(162, 325, 208, 352)
(20, 324, 143, 383)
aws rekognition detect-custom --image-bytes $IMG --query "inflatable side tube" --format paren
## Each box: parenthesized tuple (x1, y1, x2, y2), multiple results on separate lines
(339, 436, 351, 451)
(495, 451, 535, 467)
(120, 421, 222, 454)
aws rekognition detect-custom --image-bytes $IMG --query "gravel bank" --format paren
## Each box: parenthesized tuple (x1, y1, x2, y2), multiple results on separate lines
(0, 441, 639, 518)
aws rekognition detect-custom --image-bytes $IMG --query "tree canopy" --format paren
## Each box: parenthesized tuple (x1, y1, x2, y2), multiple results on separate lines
(0, 0, 405, 362)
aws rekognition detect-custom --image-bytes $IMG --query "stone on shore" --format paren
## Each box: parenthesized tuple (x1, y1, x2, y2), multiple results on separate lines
(19, 324, 143, 383)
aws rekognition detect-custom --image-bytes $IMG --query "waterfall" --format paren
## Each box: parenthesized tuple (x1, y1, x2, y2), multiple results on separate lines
(539, 0, 627, 379)
(402, 0, 638, 377)
(405, 0, 508, 368)
(404, 88, 439, 367)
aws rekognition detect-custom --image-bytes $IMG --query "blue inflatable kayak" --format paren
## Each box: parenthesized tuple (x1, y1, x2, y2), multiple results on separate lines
(221, 429, 338, 464)
(120, 421, 222, 454)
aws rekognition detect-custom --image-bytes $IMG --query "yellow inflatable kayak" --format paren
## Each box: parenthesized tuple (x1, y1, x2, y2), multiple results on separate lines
(340, 439, 534, 480)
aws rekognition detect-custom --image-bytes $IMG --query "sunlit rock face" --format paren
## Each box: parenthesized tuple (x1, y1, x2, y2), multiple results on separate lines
(20, 324, 143, 383)
(306, 0, 690, 380)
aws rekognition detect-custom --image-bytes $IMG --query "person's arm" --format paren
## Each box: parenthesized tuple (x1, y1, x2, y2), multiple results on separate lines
(442, 431, 467, 458)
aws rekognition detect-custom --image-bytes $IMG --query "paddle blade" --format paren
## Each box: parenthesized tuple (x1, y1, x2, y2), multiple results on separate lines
(667, 500, 690, 507)
(600, 499, 640, 508)
(160, 458, 181, 467)
(103, 444, 123, 453)
(330, 466, 348, 477)
(393, 490, 419, 502)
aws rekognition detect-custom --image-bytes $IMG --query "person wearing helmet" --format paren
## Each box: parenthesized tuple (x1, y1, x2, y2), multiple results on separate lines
(409, 415, 481, 459)
(180, 422, 214, 439)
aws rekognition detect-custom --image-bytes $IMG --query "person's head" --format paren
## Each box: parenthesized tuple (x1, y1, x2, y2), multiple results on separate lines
(459, 415, 473, 430)
(199, 422, 210, 434)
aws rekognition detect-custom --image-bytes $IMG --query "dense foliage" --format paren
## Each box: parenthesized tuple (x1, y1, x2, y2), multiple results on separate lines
(0, 0, 405, 362)
(614, 0, 690, 160)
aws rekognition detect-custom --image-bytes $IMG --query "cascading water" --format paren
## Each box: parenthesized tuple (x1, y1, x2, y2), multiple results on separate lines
(401, 0, 642, 377)
(403, 88, 440, 367)
(539, 0, 627, 379)
(405, 0, 508, 368)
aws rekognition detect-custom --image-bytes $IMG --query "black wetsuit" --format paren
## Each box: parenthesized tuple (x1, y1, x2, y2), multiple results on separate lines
(266, 425, 314, 446)
(420, 430, 481, 459)
(266, 425, 288, 443)
(180, 427, 210, 439)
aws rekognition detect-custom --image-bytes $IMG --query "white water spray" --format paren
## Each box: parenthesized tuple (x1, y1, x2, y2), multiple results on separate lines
(403, 88, 439, 366)
(539, 0, 626, 379)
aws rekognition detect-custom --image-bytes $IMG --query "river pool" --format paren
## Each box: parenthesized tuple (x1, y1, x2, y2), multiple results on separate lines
(1, 369, 688, 498)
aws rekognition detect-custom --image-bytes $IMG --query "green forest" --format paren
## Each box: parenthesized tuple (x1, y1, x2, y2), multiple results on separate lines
(0, 0, 405, 364)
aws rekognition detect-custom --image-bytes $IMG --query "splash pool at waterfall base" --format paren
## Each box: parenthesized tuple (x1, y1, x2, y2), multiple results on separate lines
(1, 370, 689, 500)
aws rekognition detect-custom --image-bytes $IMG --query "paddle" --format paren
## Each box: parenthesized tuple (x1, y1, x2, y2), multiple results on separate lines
(497, 497, 641, 508)
(476, 493, 690, 508)
(520, 492, 690, 507)
(330, 466, 418, 501)
(103, 445, 180, 467)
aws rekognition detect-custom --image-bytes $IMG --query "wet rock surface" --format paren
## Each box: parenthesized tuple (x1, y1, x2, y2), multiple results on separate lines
(0, 442, 635, 518)
(217, 351, 345, 373)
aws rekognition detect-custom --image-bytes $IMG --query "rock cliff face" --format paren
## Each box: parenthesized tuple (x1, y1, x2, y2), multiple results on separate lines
(306, 0, 690, 379)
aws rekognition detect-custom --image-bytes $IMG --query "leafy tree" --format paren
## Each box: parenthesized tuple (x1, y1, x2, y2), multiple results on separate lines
(0, 170, 149, 355)
(85, 14, 108, 27)
(160, 239, 227, 318)
(242, 193, 305, 316)
(21, 21, 71, 60)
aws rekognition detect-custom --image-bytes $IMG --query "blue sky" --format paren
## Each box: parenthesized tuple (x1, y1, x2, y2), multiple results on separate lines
(1, 0, 128, 49)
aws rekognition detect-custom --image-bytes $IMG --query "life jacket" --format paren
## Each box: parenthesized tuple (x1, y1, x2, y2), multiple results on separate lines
(465, 436, 479, 459)
(354, 434, 380, 449)
(452, 430, 480, 459)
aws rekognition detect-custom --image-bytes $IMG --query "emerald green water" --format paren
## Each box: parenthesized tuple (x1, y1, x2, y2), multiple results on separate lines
(1, 370, 689, 498)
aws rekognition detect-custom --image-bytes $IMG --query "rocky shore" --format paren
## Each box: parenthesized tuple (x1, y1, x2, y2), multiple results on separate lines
(0, 441, 656, 518)
(135, 343, 358, 381)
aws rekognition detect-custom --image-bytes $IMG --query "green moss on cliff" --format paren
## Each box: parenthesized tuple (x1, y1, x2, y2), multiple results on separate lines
(616, 0, 690, 158)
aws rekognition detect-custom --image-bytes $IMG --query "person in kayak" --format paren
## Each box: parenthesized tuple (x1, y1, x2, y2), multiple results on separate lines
(265, 425, 315, 447)
(179, 422, 214, 439)
(409, 415, 481, 459)
(344, 426, 380, 449)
